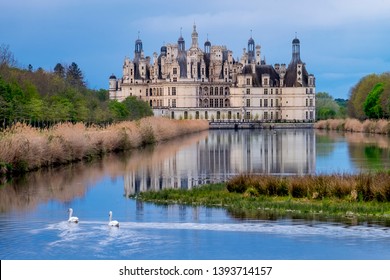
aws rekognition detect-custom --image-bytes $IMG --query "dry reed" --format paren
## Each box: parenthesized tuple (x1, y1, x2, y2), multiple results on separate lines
(0, 117, 209, 174)
(316, 118, 390, 135)
(227, 173, 390, 202)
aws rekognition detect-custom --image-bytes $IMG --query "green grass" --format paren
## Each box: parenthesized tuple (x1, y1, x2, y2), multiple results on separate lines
(132, 181, 390, 225)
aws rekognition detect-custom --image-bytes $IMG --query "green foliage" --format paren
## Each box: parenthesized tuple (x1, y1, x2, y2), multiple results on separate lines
(0, 53, 153, 127)
(363, 83, 384, 119)
(348, 73, 390, 119)
(315, 92, 343, 120)
(122, 96, 153, 120)
(109, 100, 129, 121)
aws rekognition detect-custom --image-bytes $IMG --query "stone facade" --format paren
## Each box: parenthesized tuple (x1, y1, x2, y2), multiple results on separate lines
(109, 25, 315, 121)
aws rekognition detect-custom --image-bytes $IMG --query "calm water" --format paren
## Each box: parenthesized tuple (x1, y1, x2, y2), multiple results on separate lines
(1, 129, 390, 260)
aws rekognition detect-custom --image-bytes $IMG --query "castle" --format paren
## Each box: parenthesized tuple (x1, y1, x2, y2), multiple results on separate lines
(109, 24, 315, 122)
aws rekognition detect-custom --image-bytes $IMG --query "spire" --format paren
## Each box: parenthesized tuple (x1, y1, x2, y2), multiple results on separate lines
(178, 27, 185, 51)
(292, 34, 301, 63)
(248, 30, 255, 63)
(135, 31, 143, 60)
(191, 22, 198, 48)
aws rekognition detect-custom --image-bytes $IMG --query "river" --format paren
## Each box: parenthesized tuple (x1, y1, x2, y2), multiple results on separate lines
(1, 129, 390, 259)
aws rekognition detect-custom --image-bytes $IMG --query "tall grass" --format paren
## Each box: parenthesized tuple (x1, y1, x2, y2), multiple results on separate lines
(226, 173, 390, 202)
(315, 118, 390, 134)
(0, 117, 208, 175)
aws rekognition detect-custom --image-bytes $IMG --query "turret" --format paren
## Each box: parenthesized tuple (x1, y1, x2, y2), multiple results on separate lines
(109, 74, 117, 91)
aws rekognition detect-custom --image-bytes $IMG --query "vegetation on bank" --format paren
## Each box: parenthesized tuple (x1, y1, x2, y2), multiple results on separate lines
(0, 117, 209, 176)
(315, 118, 390, 134)
(0, 44, 152, 127)
(348, 72, 390, 120)
(315, 92, 347, 120)
(133, 173, 390, 223)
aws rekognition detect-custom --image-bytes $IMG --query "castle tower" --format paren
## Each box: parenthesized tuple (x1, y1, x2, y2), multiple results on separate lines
(292, 36, 301, 63)
(247, 35, 255, 63)
(134, 33, 143, 61)
(204, 35, 211, 54)
(191, 23, 199, 49)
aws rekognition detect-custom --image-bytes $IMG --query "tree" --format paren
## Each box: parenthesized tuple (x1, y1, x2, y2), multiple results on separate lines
(109, 100, 129, 121)
(54, 63, 65, 78)
(363, 83, 384, 119)
(66, 62, 84, 87)
(348, 73, 390, 119)
(0, 44, 17, 67)
(315, 92, 341, 120)
(122, 96, 153, 120)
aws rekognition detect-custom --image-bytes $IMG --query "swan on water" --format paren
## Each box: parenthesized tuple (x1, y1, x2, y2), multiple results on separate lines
(108, 211, 119, 227)
(67, 208, 79, 223)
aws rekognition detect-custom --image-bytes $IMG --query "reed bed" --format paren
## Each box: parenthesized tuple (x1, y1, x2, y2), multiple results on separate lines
(136, 176, 390, 222)
(0, 117, 209, 175)
(226, 173, 390, 202)
(315, 118, 390, 134)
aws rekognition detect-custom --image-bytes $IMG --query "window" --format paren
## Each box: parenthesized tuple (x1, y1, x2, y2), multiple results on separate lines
(264, 99, 268, 107)
(220, 87, 223, 95)
(259, 99, 262, 107)
(246, 99, 251, 107)
(306, 99, 308, 106)
(196, 111, 199, 119)
(264, 112, 268, 120)
(210, 99, 214, 108)
(205, 111, 208, 119)
(210, 87, 213, 95)
(264, 78, 268, 85)
(271, 112, 273, 120)
(173, 68, 177, 75)
(172, 87, 176, 95)
(264, 88, 268, 95)
(310, 99, 313, 107)
(271, 89, 273, 95)
(246, 78, 251, 85)
(246, 88, 250, 95)
(172, 99, 176, 107)
(275, 99, 279, 107)
(220, 99, 223, 108)
(168, 87, 171, 95)
(173, 77, 177, 82)
(246, 112, 251, 119)
(276, 88, 279, 95)
(271, 99, 273, 107)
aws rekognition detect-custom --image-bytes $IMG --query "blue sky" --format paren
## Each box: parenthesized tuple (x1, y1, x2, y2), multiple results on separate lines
(1, 0, 389, 99)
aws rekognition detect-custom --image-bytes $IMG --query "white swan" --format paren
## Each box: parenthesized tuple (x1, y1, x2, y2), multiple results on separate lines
(108, 211, 119, 227)
(67, 208, 79, 223)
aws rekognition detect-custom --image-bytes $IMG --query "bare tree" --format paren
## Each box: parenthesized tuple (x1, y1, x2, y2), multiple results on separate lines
(0, 44, 17, 67)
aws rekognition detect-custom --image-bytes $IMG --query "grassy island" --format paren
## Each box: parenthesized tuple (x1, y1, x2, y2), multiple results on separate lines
(132, 173, 390, 224)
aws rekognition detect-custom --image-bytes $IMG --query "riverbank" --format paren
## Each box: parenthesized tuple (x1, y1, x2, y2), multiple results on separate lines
(315, 118, 390, 134)
(0, 117, 209, 176)
(133, 173, 390, 224)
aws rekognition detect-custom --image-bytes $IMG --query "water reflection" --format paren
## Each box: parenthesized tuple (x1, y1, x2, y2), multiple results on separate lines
(316, 130, 390, 172)
(3, 129, 390, 212)
(124, 129, 316, 195)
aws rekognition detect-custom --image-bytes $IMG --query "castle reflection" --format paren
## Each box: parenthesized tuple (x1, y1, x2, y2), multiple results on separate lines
(125, 129, 316, 195)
